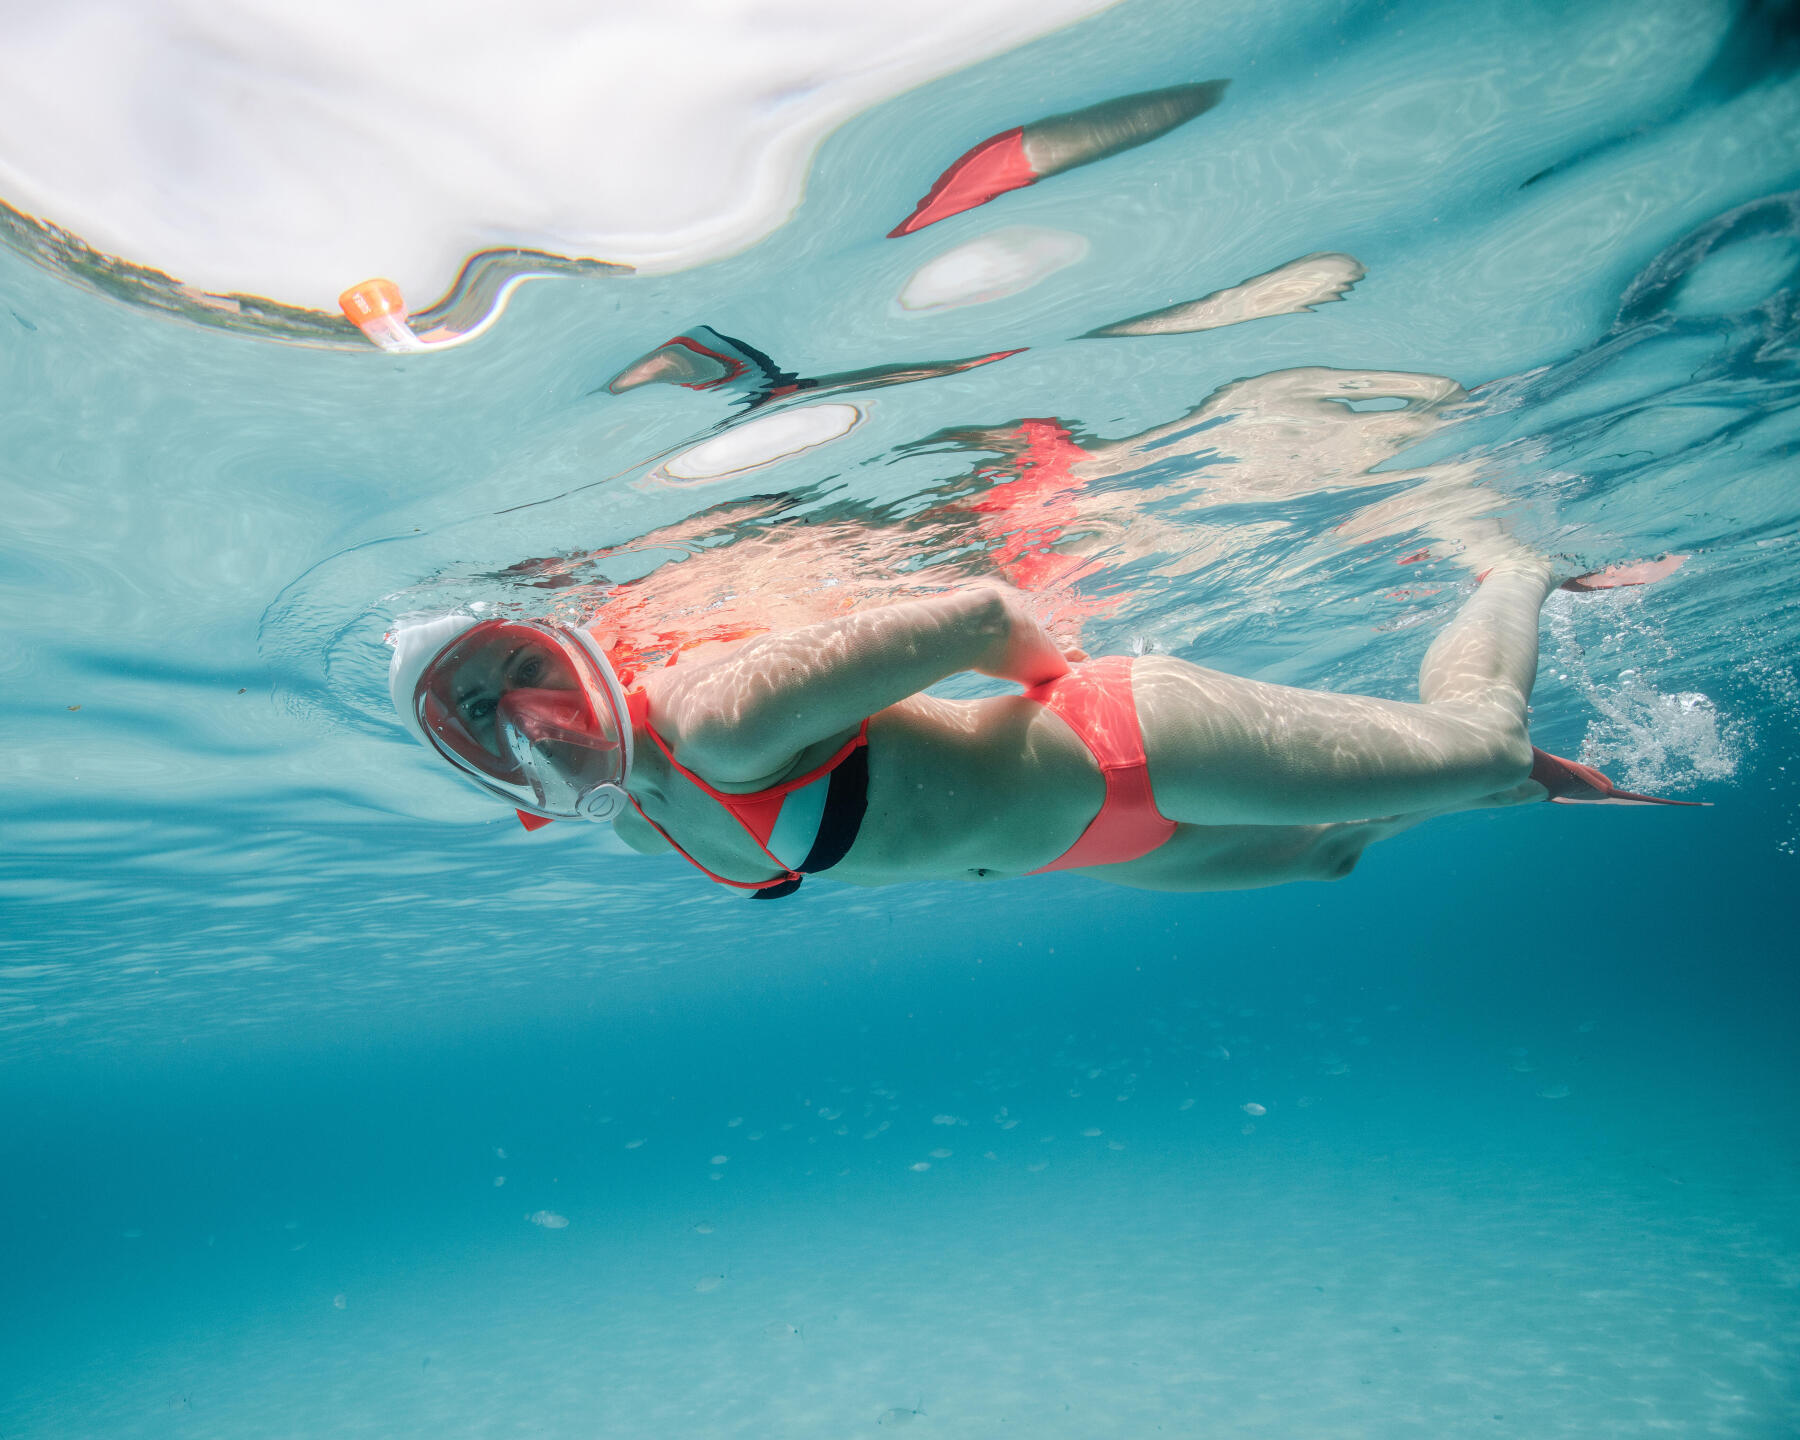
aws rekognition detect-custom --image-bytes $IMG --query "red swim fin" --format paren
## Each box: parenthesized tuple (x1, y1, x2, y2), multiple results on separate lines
(605, 327, 791, 396)
(1530, 748, 1706, 806)
(1561, 555, 1686, 590)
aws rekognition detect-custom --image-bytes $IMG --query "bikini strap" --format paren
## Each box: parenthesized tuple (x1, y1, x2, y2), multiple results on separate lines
(624, 689, 870, 891)
(623, 794, 799, 892)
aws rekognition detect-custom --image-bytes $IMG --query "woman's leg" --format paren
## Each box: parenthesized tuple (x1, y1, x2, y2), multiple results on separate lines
(1135, 556, 1558, 826)
(1080, 817, 1389, 892)
(1089, 774, 1545, 893)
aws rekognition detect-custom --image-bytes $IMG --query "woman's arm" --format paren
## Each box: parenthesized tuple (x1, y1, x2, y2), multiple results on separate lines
(644, 589, 1069, 781)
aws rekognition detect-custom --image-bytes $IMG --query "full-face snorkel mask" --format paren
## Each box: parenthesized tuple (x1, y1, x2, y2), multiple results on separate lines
(390, 616, 633, 822)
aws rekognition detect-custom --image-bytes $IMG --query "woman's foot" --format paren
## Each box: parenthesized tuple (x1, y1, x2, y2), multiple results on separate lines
(1528, 748, 1705, 806)
(1560, 554, 1686, 591)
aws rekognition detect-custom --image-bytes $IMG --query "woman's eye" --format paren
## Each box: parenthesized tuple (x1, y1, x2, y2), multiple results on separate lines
(518, 657, 543, 684)
(465, 696, 495, 723)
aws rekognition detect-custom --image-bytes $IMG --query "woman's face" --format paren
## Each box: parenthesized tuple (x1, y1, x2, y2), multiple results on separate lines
(446, 638, 578, 754)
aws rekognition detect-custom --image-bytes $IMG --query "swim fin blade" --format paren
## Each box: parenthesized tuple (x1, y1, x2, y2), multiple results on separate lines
(1560, 555, 1687, 590)
(1530, 748, 1707, 806)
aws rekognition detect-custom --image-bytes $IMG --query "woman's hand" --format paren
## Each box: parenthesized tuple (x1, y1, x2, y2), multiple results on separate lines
(974, 588, 1073, 689)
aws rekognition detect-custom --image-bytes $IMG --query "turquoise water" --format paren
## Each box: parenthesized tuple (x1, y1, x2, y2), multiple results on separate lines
(6, 0, 1800, 1434)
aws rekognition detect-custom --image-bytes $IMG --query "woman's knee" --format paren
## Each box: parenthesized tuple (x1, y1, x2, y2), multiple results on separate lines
(1483, 724, 1534, 790)
(1434, 701, 1533, 793)
(1311, 830, 1365, 881)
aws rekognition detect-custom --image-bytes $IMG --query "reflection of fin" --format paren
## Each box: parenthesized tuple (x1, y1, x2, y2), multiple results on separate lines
(1561, 555, 1686, 590)
(793, 348, 1025, 402)
(888, 81, 1229, 237)
(606, 327, 796, 396)
(606, 329, 1024, 407)
(1083, 252, 1365, 337)
(888, 128, 1034, 239)
(1530, 748, 1706, 806)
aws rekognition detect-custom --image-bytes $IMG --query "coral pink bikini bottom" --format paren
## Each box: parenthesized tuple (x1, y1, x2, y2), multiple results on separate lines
(1026, 656, 1178, 873)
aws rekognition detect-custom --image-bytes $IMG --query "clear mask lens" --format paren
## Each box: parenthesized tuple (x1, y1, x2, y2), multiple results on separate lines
(415, 620, 629, 818)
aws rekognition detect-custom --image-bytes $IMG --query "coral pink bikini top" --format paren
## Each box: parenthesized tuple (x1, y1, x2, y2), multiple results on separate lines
(622, 689, 871, 898)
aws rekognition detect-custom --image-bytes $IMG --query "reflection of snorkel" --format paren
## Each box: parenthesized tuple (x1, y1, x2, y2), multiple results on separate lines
(339, 250, 630, 353)
(340, 278, 426, 352)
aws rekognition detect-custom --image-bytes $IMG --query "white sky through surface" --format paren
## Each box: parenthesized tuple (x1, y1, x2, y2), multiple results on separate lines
(0, 0, 1113, 308)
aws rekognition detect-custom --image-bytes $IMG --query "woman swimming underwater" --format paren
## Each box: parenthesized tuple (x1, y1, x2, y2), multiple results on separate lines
(390, 552, 1695, 899)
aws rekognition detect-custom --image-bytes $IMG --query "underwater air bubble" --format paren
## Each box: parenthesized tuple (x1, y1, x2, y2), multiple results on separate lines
(527, 1210, 569, 1229)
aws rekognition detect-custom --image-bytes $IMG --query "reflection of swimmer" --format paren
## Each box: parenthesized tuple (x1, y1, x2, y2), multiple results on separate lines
(911, 368, 1502, 579)
(390, 551, 1696, 901)
(498, 364, 1605, 678)
(497, 416, 1119, 683)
